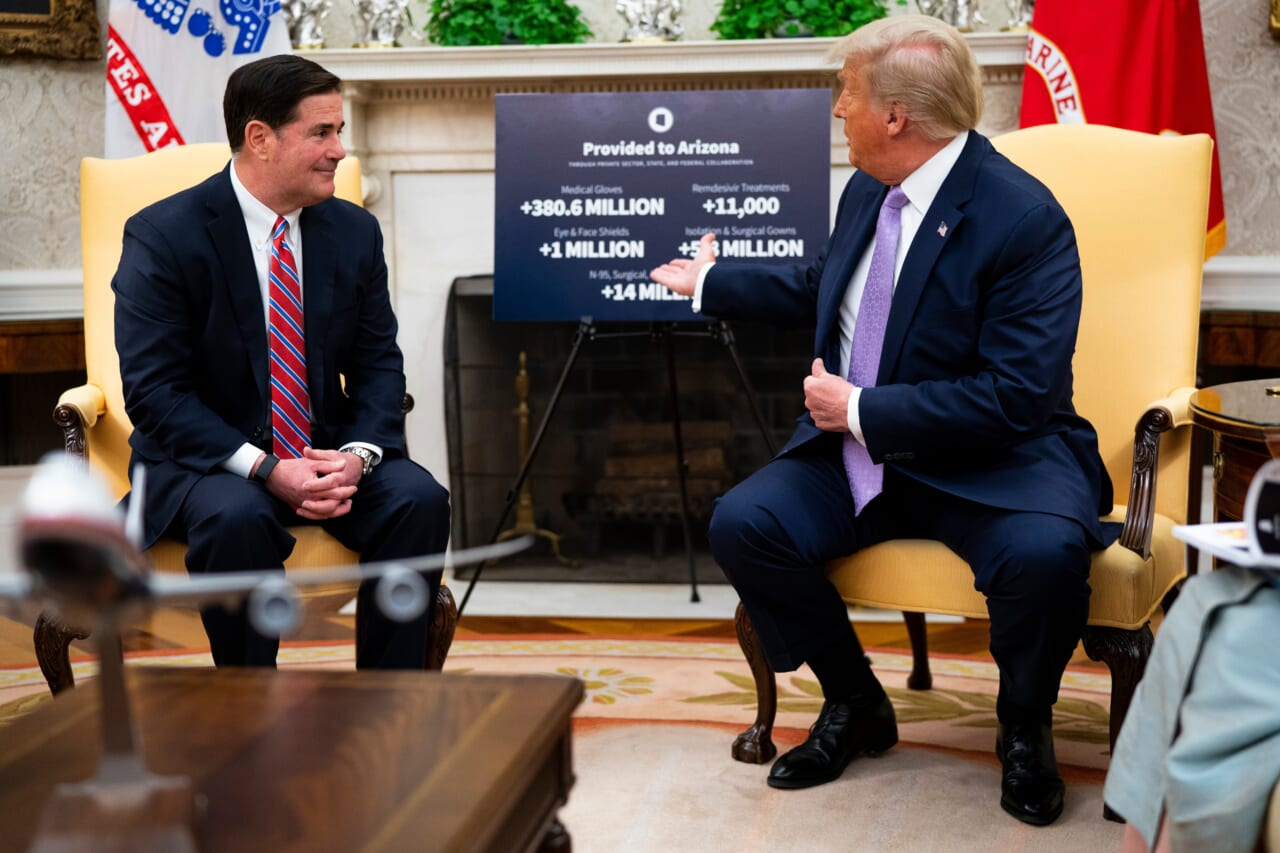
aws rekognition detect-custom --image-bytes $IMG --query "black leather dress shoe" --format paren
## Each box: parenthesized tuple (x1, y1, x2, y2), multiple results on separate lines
(996, 722, 1065, 826)
(767, 693, 897, 789)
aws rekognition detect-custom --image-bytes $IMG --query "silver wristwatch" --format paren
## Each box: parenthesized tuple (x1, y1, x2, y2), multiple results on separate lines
(345, 446, 377, 476)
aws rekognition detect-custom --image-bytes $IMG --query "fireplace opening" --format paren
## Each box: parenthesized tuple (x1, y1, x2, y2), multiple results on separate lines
(444, 276, 812, 582)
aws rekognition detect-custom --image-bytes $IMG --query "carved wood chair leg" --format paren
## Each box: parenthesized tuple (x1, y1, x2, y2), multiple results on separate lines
(425, 583, 458, 671)
(1082, 623, 1153, 757)
(731, 601, 778, 764)
(1081, 623, 1154, 824)
(902, 611, 933, 690)
(34, 613, 88, 695)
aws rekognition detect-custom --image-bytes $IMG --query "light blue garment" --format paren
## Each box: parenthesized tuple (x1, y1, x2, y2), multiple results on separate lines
(1103, 566, 1280, 852)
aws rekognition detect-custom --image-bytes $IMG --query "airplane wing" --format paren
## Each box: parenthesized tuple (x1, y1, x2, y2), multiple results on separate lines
(145, 535, 533, 636)
(0, 573, 34, 620)
(145, 535, 533, 605)
(146, 535, 529, 601)
(0, 573, 31, 601)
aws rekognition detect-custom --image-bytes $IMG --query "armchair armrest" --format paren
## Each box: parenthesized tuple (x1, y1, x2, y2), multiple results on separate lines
(1119, 386, 1197, 558)
(52, 383, 106, 460)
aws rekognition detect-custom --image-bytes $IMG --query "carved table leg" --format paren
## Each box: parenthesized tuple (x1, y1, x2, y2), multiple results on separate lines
(731, 601, 778, 764)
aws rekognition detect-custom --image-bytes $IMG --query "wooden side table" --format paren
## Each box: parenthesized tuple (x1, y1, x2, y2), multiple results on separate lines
(1189, 378, 1280, 522)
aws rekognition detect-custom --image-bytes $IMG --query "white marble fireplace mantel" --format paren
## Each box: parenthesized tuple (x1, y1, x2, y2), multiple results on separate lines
(315, 34, 1027, 85)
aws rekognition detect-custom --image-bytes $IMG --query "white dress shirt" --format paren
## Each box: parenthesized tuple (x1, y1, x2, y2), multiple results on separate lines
(221, 160, 381, 478)
(691, 131, 969, 445)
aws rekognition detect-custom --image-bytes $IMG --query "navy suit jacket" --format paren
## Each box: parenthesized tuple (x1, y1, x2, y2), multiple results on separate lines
(113, 164, 408, 548)
(703, 132, 1114, 543)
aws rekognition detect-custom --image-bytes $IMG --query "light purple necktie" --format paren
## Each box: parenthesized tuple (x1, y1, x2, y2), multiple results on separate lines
(844, 185, 908, 515)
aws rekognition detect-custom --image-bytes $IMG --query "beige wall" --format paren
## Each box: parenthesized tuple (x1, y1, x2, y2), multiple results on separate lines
(0, 0, 1276, 274)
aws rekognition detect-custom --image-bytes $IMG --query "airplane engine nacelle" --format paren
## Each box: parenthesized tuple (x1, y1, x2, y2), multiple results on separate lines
(375, 567, 428, 623)
(247, 576, 303, 637)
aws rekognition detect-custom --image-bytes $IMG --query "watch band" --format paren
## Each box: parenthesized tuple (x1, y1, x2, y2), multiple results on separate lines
(345, 446, 376, 476)
(252, 453, 279, 484)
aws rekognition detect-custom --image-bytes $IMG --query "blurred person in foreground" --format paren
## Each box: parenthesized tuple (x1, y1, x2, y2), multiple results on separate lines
(1105, 560, 1280, 852)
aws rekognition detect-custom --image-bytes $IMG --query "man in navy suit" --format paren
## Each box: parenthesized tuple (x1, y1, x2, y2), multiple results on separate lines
(652, 16, 1116, 825)
(113, 55, 449, 670)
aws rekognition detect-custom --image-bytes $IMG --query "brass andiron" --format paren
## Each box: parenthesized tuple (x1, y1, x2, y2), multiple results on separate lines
(496, 352, 579, 567)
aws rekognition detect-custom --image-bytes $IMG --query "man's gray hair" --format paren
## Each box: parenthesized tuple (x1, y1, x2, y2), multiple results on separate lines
(828, 15, 983, 141)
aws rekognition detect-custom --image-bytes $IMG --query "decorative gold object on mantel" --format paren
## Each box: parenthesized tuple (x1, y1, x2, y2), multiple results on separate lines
(496, 352, 579, 567)
(617, 0, 683, 43)
(1272, 0, 1279, 39)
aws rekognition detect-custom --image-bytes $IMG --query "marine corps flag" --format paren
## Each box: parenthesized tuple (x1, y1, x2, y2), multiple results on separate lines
(1020, 0, 1226, 257)
(104, 0, 290, 158)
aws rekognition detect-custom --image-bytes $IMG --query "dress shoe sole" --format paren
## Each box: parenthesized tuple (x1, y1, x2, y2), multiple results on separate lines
(765, 732, 898, 790)
(1000, 792, 1063, 826)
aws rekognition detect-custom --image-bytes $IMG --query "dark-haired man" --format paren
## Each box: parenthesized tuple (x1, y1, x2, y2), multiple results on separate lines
(652, 15, 1118, 825)
(113, 54, 449, 669)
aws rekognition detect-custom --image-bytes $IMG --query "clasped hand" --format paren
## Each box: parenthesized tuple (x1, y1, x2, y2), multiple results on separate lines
(804, 358, 854, 433)
(265, 447, 362, 519)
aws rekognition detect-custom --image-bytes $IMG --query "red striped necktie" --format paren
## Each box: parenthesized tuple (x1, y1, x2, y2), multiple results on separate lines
(268, 216, 312, 459)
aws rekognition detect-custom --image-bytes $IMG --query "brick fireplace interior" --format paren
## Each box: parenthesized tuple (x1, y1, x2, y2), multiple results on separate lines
(444, 276, 812, 577)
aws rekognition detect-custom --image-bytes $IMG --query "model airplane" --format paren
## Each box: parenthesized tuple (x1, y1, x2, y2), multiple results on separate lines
(1173, 457, 1280, 569)
(1, 452, 528, 634)
(0, 453, 529, 853)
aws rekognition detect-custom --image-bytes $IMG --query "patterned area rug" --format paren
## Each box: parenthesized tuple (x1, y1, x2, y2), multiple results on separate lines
(0, 636, 1121, 850)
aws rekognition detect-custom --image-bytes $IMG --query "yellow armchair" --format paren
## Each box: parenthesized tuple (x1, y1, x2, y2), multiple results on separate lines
(35, 143, 457, 692)
(731, 125, 1212, 767)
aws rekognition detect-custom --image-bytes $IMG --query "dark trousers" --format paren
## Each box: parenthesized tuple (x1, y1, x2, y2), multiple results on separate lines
(708, 435, 1092, 721)
(177, 457, 450, 669)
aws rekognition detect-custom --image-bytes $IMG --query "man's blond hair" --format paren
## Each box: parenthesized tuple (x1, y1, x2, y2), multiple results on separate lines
(828, 15, 983, 141)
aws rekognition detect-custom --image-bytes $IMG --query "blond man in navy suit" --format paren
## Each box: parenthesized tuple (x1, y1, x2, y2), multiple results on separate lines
(653, 16, 1117, 825)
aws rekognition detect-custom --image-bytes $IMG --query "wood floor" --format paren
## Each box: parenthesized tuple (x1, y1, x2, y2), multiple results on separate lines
(0, 587, 1106, 672)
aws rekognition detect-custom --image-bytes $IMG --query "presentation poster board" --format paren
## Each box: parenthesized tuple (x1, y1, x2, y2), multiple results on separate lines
(494, 89, 832, 322)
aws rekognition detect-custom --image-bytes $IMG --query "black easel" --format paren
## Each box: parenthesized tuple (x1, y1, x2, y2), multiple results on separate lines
(457, 317, 778, 615)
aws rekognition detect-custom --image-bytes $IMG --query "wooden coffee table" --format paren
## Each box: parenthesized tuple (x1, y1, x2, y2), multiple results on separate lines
(0, 668, 582, 852)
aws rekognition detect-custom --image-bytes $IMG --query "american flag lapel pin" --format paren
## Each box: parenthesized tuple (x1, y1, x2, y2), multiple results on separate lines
(937, 221, 948, 238)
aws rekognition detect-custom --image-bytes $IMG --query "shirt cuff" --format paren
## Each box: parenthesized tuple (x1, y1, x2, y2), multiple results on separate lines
(846, 386, 866, 444)
(223, 442, 265, 479)
(339, 441, 383, 468)
(691, 261, 715, 314)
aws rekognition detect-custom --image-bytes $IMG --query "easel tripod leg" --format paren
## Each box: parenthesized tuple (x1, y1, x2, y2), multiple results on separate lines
(458, 319, 595, 616)
(662, 326, 700, 603)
